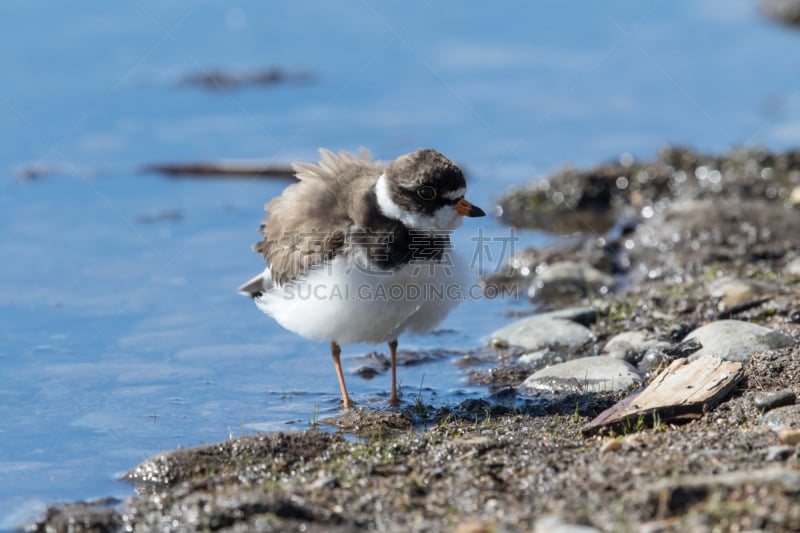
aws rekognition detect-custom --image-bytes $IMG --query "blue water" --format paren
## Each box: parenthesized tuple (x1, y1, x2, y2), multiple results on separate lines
(2, 1, 799, 527)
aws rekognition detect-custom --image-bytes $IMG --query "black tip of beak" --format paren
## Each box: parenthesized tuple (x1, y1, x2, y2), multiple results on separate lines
(468, 205, 486, 217)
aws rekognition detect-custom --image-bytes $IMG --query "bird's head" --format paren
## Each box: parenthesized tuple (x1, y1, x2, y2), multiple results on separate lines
(376, 149, 485, 231)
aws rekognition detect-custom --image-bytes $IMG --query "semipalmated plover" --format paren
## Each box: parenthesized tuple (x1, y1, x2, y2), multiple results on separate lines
(238, 148, 485, 409)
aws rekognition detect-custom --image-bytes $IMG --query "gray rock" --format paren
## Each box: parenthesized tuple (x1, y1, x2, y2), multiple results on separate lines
(527, 261, 614, 304)
(754, 390, 797, 413)
(766, 445, 795, 462)
(518, 349, 564, 371)
(637, 339, 698, 376)
(603, 331, 665, 363)
(786, 256, 800, 276)
(685, 320, 796, 362)
(759, 404, 800, 431)
(490, 313, 596, 352)
(523, 356, 641, 393)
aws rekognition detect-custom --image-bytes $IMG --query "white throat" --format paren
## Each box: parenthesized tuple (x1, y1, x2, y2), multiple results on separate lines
(375, 173, 463, 230)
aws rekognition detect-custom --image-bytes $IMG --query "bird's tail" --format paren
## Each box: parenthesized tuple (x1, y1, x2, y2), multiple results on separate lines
(237, 270, 271, 298)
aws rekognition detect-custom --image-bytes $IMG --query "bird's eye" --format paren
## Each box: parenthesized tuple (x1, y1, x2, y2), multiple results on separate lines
(416, 186, 437, 200)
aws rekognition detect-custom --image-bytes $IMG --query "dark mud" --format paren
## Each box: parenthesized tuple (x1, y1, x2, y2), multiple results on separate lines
(29, 146, 800, 532)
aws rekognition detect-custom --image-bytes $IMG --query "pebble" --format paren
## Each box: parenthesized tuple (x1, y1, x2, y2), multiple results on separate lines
(518, 349, 564, 371)
(622, 434, 646, 447)
(602, 331, 664, 363)
(534, 515, 602, 533)
(709, 277, 775, 308)
(490, 312, 596, 352)
(754, 390, 797, 413)
(765, 445, 795, 462)
(600, 439, 622, 454)
(351, 366, 380, 379)
(786, 256, 800, 276)
(685, 320, 796, 362)
(309, 475, 339, 490)
(455, 522, 494, 533)
(527, 261, 614, 304)
(523, 357, 641, 393)
(759, 404, 800, 431)
(778, 429, 800, 445)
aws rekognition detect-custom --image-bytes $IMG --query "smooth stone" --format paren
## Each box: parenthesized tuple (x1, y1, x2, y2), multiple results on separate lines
(754, 390, 797, 413)
(791, 185, 800, 205)
(527, 261, 614, 304)
(518, 349, 564, 371)
(490, 314, 596, 352)
(709, 277, 775, 308)
(685, 320, 796, 362)
(523, 357, 641, 393)
(766, 445, 795, 462)
(778, 429, 800, 445)
(603, 331, 664, 363)
(786, 256, 800, 275)
(759, 404, 800, 431)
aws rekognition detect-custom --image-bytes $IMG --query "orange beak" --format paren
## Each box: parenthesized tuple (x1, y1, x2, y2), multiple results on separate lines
(454, 197, 486, 217)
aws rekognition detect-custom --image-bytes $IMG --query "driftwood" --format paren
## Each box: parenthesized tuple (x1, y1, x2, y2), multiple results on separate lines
(179, 68, 314, 91)
(582, 355, 745, 435)
(141, 161, 296, 179)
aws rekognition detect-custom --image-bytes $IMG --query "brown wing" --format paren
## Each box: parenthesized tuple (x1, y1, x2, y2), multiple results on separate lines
(253, 148, 385, 286)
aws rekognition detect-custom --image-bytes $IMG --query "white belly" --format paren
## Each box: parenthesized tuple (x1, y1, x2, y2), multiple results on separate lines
(255, 253, 469, 344)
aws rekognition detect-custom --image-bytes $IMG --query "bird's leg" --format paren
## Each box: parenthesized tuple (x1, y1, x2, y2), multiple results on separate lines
(388, 339, 400, 407)
(330, 341, 352, 409)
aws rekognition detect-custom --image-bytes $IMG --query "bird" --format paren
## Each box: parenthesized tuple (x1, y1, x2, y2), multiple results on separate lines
(238, 148, 485, 409)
